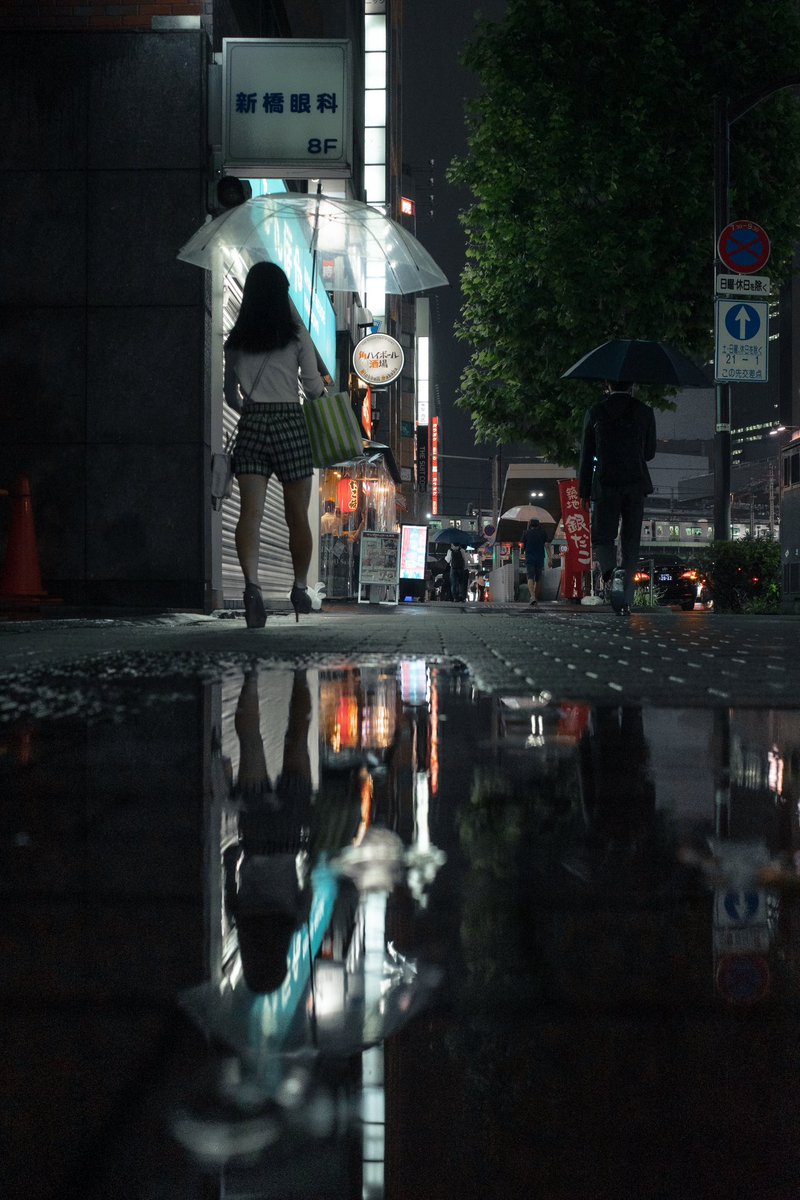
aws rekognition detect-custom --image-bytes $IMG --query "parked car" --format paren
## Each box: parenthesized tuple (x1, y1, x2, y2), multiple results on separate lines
(633, 559, 709, 610)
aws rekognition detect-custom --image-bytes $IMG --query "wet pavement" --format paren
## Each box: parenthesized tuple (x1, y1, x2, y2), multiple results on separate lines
(2, 603, 800, 1199)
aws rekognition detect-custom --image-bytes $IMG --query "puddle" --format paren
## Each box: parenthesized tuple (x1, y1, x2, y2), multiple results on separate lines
(3, 661, 800, 1199)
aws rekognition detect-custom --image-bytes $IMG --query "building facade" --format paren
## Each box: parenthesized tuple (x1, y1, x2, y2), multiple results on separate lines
(0, 0, 429, 608)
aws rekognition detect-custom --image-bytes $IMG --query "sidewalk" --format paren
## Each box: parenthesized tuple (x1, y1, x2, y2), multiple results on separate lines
(1, 600, 798, 711)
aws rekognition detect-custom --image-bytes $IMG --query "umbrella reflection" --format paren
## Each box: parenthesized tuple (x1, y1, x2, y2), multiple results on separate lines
(174, 663, 444, 1168)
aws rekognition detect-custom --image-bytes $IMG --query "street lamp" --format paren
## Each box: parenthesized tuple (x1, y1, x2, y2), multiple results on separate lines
(714, 75, 800, 541)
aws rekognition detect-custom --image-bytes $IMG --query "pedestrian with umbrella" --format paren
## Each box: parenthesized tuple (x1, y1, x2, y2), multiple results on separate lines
(576, 379, 656, 616)
(520, 518, 553, 607)
(432, 528, 483, 603)
(565, 339, 709, 616)
(224, 262, 328, 626)
(445, 542, 469, 602)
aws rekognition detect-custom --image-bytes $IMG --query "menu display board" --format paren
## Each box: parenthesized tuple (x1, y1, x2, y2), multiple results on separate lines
(358, 531, 400, 603)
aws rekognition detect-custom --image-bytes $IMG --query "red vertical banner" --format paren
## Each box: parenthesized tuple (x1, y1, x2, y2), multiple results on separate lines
(430, 417, 440, 514)
(558, 480, 592, 595)
(361, 386, 373, 439)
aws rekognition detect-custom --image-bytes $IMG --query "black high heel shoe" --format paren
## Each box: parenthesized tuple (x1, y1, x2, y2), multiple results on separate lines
(289, 583, 324, 623)
(243, 582, 266, 629)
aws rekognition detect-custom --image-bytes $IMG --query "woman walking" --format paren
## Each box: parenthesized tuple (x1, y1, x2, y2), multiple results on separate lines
(224, 262, 327, 627)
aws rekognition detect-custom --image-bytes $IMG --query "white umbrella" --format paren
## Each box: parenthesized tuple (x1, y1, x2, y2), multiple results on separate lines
(178, 192, 448, 295)
(500, 504, 556, 524)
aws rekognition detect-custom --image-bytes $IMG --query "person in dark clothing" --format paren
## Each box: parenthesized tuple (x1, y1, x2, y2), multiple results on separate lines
(578, 380, 656, 616)
(521, 518, 552, 606)
(446, 544, 469, 602)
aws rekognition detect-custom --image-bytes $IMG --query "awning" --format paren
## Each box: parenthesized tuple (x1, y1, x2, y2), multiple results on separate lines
(327, 441, 402, 485)
(364, 441, 402, 485)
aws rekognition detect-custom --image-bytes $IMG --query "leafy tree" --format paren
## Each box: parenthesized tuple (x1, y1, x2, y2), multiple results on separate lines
(449, 0, 800, 464)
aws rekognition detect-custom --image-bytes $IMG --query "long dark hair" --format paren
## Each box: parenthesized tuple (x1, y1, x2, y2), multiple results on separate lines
(225, 262, 299, 353)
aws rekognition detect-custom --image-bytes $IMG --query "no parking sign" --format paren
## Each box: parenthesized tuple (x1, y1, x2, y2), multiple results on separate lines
(718, 220, 771, 274)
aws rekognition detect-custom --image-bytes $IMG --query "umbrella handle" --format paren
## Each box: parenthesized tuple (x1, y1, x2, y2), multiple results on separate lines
(307, 181, 323, 331)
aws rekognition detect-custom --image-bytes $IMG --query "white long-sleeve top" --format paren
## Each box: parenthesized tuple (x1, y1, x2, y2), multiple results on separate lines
(224, 325, 325, 408)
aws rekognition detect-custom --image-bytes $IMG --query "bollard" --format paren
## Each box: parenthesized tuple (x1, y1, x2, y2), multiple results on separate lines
(0, 475, 47, 599)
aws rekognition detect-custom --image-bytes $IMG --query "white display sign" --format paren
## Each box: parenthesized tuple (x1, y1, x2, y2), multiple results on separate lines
(223, 39, 353, 178)
(714, 298, 769, 383)
(358, 531, 400, 605)
(353, 333, 405, 385)
(716, 273, 771, 297)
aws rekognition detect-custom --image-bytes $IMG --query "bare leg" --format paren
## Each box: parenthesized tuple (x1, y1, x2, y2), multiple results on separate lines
(527, 573, 537, 602)
(234, 669, 269, 792)
(282, 475, 313, 588)
(235, 474, 268, 586)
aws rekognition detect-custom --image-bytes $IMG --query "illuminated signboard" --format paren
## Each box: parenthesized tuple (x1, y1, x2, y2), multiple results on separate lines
(240, 179, 337, 374)
(353, 333, 404, 385)
(430, 416, 440, 514)
(337, 477, 359, 513)
(400, 658, 427, 705)
(361, 385, 373, 439)
(416, 425, 428, 490)
(223, 39, 353, 178)
(400, 524, 428, 580)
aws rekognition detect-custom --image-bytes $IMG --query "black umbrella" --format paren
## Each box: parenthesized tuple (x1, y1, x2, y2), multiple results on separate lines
(433, 527, 485, 548)
(562, 339, 711, 388)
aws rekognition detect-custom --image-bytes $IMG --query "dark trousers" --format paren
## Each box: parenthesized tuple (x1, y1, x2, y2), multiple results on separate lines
(450, 568, 468, 601)
(591, 486, 645, 607)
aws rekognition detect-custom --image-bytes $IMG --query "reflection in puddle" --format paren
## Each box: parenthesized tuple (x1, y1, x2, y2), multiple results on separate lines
(2, 661, 800, 1198)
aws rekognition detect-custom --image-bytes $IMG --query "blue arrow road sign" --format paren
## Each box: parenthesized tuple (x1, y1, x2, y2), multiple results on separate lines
(714, 298, 769, 382)
(724, 303, 761, 341)
(723, 890, 761, 922)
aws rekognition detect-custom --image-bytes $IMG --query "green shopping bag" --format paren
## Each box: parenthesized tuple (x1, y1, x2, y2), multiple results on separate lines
(303, 391, 365, 468)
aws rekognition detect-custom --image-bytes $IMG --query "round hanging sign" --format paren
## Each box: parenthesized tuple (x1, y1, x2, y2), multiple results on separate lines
(353, 333, 405, 385)
(717, 220, 771, 274)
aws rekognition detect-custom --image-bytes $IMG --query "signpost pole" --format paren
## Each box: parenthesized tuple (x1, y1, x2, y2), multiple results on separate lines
(713, 93, 732, 542)
(712, 75, 800, 543)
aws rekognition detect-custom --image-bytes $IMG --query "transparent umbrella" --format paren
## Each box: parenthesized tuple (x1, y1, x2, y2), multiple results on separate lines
(177, 191, 448, 295)
(500, 504, 556, 524)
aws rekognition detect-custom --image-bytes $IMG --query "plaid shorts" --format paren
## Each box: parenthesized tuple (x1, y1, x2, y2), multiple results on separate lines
(232, 404, 313, 483)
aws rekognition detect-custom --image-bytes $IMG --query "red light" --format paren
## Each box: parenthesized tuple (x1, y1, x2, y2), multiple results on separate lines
(752, 576, 759, 584)
(680, 570, 698, 580)
(400, 196, 416, 216)
(633, 571, 650, 584)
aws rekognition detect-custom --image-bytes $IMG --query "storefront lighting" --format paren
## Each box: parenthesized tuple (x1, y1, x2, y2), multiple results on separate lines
(768, 746, 784, 796)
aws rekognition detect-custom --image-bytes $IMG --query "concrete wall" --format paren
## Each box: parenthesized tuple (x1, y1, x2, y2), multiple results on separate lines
(0, 31, 211, 606)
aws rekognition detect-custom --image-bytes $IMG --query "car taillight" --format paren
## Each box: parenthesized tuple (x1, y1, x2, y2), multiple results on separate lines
(680, 570, 698, 580)
(633, 572, 649, 584)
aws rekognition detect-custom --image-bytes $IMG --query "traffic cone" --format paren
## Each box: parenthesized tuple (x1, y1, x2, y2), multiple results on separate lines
(0, 476, 47, 600)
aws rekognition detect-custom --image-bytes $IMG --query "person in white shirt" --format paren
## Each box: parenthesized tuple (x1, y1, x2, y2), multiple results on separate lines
(224, 262, 326, 626)
(320, 501, 342, 537)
